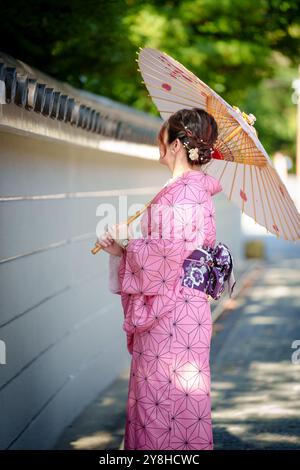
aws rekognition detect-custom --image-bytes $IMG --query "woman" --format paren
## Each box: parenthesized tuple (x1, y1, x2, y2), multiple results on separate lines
(96, 108, 223, 450)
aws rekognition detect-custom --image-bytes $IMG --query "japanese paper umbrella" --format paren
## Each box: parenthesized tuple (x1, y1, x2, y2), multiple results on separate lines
(136, 46, 300, 242)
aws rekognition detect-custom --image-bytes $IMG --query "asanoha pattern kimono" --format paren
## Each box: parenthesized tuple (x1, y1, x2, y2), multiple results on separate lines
(108, 169, 223, 450)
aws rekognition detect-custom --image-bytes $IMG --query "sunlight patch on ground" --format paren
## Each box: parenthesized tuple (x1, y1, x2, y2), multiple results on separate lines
(70, 431, 113, 450)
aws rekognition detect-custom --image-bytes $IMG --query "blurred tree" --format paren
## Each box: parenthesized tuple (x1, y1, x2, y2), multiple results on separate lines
(0, 0, 299, 167)
(0, 0, 135, 94)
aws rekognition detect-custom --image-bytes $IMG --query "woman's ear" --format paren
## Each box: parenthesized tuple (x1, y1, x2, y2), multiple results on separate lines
(173, 138, 181, 152)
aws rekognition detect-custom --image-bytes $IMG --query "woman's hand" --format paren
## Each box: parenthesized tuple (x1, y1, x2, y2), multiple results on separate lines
(95, 223, 130, 257)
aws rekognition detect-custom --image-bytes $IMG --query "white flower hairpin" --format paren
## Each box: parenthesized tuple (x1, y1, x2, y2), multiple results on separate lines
(183, 125, 199, 160)
(183, 125, 214, 161)
(188, 147, 199, 160)
(183, 141, 199, 160)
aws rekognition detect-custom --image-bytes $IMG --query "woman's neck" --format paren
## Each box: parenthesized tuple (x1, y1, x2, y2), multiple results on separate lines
(171, 166, 200, 179)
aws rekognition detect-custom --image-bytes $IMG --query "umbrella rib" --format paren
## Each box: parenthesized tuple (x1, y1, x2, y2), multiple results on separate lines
(148, 84, 206, 105)
(221, 134, 259, 154)
(267, 167, 297, 239)
(138, 66, 207, 103)
(140, 49, 204, 96)
(259, 167, 281, 238)
(270, 165, 300, 227)
(204, 159, 227, 196)
(146, 92, 206, 110)
(238, 131, 254, 165)
(221, 136, 240, 163)
(226, 130, 247, 164)
(264, 166, 291, 240)
(217, 160, 229, 189)
(221, 123, 266, 166)
(266, 167, 296, 239)
(268, 166, 300, 238)
(161, 109, 207, 115)
(202, 159, 216, 179)
(146, 84, 206, 112)
(238, 128, 265, 160)
(242, 161, 246, 213)
(138, 58, 205, 97)
(248, 135, 259, 224)
(228, 162, 239, 202)
(254, 166, 269, 233)
(239, 130, 261, 154)
(207, 96, 231, 123)
(249, 163, 258, 224)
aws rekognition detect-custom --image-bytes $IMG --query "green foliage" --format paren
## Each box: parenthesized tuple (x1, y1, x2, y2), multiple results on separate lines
(1, 0, 299, 167)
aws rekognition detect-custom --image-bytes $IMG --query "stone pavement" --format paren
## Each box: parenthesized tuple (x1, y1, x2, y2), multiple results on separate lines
(211, 255, 300, 449)
(53, 254, 300, 450)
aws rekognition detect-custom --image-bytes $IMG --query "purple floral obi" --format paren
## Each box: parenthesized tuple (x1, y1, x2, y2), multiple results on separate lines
(181, 242, 236, 300)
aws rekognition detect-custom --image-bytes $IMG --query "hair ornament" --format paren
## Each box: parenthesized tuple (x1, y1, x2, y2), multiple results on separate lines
(182, 125, 214, 160)
(188, 147, 199, 161)
(184, 125, 193, 137)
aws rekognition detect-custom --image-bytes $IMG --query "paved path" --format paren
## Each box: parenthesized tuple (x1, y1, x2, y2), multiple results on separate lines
(211, 256, 300, 449)
(53, 256, 300, 450)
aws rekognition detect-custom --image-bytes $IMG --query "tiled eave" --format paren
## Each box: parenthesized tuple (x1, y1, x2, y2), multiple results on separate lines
(0, 52, 163, 160)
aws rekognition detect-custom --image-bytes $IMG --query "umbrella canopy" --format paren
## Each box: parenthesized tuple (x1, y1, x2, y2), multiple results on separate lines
(137, 47, 300, 242)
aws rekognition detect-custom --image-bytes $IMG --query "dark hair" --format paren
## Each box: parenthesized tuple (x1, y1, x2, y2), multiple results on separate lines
(157, 108, 218, 166)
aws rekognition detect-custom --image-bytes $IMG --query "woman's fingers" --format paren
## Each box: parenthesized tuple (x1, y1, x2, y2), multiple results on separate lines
(95, 240, 108, 251)
(107, 224, 117, 240)
(96, 223, 127, 250)
(96, 227, 115, 248)
(105, 230, 115, 244)
(96, 237, 108, 247)
(106, 223, 130, 241)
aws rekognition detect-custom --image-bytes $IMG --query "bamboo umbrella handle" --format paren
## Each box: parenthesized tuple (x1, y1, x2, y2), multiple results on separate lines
(91, 200, 153, 255)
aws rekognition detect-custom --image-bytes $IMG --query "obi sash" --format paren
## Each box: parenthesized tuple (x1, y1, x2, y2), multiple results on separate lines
(181, 242, 236, 300)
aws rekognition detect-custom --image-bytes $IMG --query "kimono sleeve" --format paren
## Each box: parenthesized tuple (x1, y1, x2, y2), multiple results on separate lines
(118, 191, 205, 296)
(108, 253, 122, 294)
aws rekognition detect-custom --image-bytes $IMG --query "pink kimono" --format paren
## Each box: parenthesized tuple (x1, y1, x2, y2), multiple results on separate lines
(108, 169, 222, 450)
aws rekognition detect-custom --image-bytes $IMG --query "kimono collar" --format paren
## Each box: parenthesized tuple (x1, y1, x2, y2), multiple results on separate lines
(161, 169, 223, 201)
(199, 171, 223, 196)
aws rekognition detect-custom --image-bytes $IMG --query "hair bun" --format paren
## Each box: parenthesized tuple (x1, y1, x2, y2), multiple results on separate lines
(159, 108, 218, 166)
(198, 146, 212, 162)
(195, 138, 213, 164)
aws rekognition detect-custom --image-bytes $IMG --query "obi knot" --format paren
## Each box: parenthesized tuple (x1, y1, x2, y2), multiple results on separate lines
(181, 242, 236, 300)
